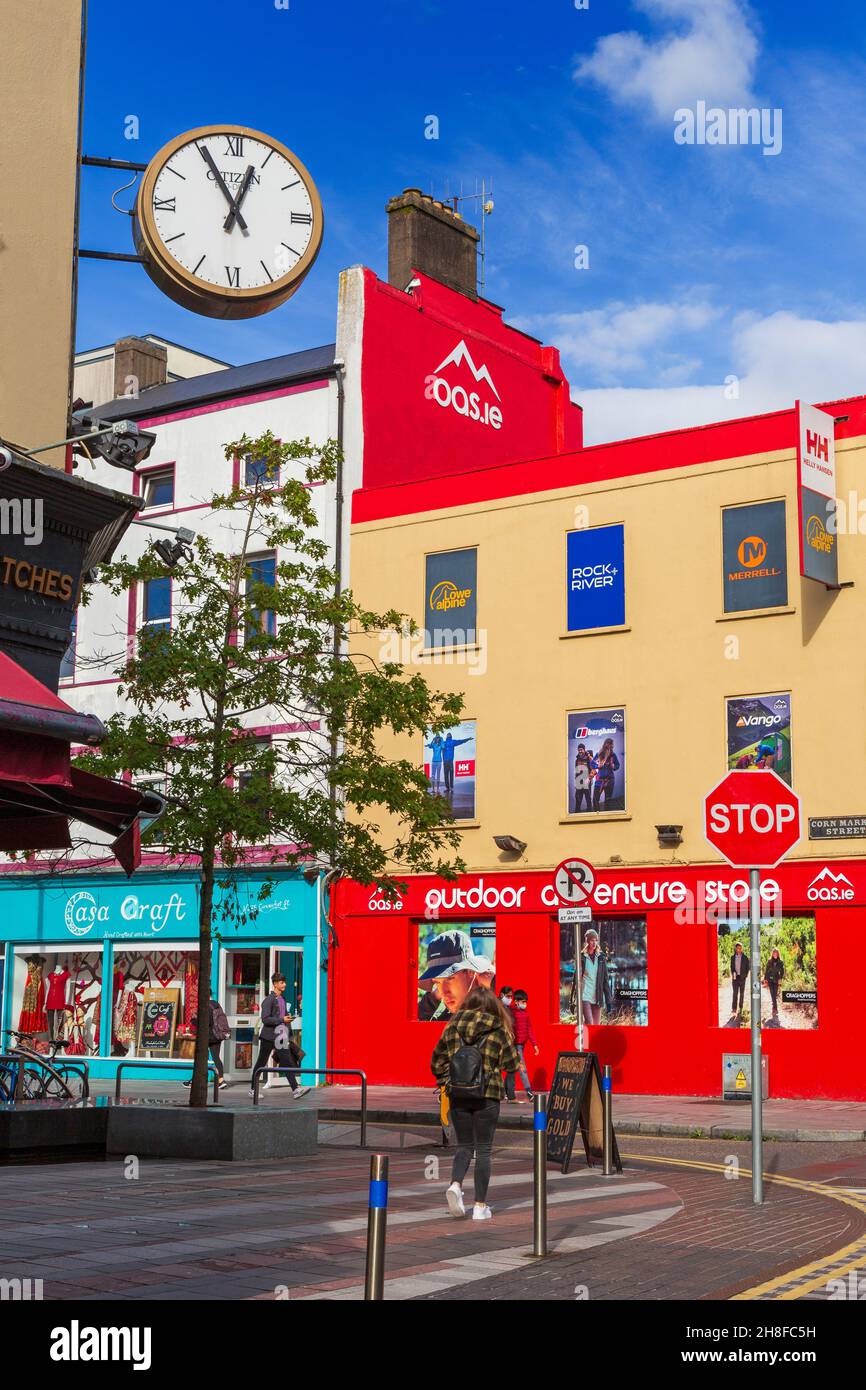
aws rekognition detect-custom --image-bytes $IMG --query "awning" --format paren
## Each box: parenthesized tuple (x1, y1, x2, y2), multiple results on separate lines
(0, 653, 163, 873)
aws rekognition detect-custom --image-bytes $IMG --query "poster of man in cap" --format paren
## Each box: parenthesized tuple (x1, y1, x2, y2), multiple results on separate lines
(417, 923, 496, 1021)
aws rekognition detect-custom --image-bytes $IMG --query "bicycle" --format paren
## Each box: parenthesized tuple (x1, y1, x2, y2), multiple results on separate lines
(1, 1030, 87, 1101)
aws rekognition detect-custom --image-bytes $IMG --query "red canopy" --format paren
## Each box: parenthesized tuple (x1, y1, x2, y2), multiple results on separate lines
(0, 652, 161, 873)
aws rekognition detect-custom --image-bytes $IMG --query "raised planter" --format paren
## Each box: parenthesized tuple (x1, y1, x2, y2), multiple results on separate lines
(106, 1104, 317, 1161)
(0, 1106, 108, 1156)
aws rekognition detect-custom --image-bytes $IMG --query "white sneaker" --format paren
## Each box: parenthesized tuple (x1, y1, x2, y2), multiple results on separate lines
(293, 1086, 310, 1099)
(472, 1204, 493, 1221)
(446, 1183, 466, 1218)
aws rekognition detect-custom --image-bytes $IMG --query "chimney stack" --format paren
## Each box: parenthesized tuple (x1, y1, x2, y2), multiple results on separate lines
(113, 337, 168, 400)
(386, 189, 479, 300)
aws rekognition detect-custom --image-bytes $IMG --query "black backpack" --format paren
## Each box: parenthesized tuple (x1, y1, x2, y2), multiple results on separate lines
(447, 1043, 486, 1099)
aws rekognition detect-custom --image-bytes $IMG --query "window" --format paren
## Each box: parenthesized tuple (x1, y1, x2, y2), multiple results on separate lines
(244, 453, 278, 487)
(59, 612, 77, 681)
(111, 947, 200, 1058)
(142, 467, 175, 509)
(245, 553, 276, 640)
(424, 548, 477, 648)
(722, 501, 787, 613)
(143, 576, 171, 632)
(236, 737, 273, 834)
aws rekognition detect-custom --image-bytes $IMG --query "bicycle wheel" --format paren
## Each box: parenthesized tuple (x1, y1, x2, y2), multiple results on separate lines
(42, 1066, 83, 1101)
(20, 1065, 45, 1100)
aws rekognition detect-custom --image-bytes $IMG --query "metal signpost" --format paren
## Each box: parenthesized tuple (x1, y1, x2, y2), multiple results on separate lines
(703, 770, 802, 1206)
(554, 859, 595, 1054)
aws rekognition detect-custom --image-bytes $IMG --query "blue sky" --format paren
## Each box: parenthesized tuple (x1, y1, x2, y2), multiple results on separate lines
(78, 0, 866, 443)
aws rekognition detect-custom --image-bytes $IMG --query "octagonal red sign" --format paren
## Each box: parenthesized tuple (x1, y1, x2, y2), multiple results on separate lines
(703, 770, 802, 868)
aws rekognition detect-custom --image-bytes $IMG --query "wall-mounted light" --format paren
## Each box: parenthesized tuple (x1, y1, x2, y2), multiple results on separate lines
(493, 834, 526, 855)
(656, 824, 683, 847)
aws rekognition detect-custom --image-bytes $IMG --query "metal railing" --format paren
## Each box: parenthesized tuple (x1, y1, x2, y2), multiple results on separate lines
(114, 1059, 220, 1105)
(251, 1066, 368, 1146)
(0, 1053, 90, 1103)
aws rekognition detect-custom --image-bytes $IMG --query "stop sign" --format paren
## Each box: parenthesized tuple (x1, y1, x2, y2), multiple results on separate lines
(704, 770, 802, 868)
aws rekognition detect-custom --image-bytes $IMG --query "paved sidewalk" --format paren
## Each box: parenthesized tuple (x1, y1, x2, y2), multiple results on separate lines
(90, 1079, 866, 1141)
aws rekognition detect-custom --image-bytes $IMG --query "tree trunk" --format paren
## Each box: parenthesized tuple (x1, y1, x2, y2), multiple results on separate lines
(189, 843, 216, 1108)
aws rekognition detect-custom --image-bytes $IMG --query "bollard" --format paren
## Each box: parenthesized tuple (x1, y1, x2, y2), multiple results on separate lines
(364, 1153, 389, 1300)
(602, 1064, 614, 1176)
(533, 1092, 548, 1258)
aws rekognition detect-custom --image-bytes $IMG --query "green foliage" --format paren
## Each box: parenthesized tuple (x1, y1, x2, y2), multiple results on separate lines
(76, 431, 467, 897)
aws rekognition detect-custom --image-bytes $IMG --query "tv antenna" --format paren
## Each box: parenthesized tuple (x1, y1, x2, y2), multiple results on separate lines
(447, 178, 495, 289)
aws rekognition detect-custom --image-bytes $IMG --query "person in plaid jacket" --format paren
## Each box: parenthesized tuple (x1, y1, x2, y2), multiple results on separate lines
(431, 987, 521, 1222)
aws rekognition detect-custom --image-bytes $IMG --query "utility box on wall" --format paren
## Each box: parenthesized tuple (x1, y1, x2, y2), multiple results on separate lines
(723, 1053, 769, 1101)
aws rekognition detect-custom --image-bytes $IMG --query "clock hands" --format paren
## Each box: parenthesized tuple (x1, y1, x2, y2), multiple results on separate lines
(224, 164, 256, 233)
(197, 143, 249, 233)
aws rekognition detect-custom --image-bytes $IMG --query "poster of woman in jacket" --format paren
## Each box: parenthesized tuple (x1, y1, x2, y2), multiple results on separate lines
(717, 918, 817, 1028)
(559, 918, 648, 1026)
(566, 709, 626, 814)
(423, 720, 476, 820)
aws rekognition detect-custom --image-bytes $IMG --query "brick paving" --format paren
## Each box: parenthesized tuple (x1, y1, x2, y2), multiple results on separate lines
(1, 1123, 865, 1301)
(90, 1077, 866, 1141)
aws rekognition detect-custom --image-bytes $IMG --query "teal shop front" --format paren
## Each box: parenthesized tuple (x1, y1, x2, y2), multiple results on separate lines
(0, 869, 326, 1084)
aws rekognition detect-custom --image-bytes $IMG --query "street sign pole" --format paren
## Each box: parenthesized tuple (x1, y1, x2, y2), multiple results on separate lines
(749, 867, 763, 1205)
(576, 921, 583, 1054)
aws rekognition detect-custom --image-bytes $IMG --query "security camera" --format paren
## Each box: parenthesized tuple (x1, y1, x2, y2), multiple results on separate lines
(0, 446, 15, 472)
(92, 421, 157, 471)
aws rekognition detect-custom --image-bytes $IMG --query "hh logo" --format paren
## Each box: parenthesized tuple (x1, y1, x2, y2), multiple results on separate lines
(806, 429, 830, 461)
(737, 535, 767, 568)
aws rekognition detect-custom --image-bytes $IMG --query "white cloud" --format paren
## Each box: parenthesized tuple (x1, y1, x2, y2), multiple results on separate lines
(575, 0, 760, 120)
(526, 300, 721, 385)
(570, 310, 866, 444)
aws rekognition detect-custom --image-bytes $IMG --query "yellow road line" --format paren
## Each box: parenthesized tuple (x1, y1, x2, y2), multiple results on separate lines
(622, 1150, 866, 1301)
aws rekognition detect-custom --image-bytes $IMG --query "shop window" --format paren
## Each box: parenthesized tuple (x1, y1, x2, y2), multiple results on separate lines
(111, 948, 200, 1059)
(559, 917, 648, 1027)
(716, 915, 816, 1029)
(245, 553, 277, 642)
(59, 611, 77, 681)
(416, 919, 495, 1021)
(142, 576, 171, 633)
(10, 948, 103, 1055)
(142, 467, 175, 510)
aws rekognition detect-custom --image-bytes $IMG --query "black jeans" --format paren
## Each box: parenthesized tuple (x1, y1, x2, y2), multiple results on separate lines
(768, 980, 779, 1012)
(450, 1097, 500, 1203)
(252, 1037, 297, 1090)
(731, 974, 747, 1013)
(574, 787, 592, 813)
(209, 1043, 224, 1079)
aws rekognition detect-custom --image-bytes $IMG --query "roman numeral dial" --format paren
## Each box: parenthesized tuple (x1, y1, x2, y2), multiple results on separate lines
(134, 124, 324, 320)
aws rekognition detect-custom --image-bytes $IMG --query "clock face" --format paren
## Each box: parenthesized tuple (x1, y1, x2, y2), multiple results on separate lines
(134, 126, 324, 318)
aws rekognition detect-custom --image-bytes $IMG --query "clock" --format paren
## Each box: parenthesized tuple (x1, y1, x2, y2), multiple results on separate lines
(133, 124, 324, 319)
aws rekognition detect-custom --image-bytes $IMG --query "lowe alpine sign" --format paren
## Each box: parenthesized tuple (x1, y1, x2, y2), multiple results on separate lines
(797, 401, 838, 587)
(704, 769, 802, 868)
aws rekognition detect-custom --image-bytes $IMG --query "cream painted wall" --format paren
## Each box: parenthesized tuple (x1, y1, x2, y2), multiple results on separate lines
(351, 436, 866, 872)
(0, 1, 83, 464)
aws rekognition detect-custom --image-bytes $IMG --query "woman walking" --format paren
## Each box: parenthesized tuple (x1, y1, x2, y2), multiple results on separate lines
(431, 986, 521, 1222)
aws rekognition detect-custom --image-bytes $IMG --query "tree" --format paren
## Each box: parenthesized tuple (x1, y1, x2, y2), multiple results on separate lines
(78, 432, 465, 1105)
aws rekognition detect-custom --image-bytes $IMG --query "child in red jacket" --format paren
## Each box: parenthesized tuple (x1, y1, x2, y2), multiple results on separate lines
(510, 989, 539, 1102)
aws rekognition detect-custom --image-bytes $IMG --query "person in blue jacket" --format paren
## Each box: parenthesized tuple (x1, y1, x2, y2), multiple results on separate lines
(426, 734, 445, 793)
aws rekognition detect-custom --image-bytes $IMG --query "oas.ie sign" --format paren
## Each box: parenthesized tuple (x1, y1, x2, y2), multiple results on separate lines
(704, 770, 802, 868)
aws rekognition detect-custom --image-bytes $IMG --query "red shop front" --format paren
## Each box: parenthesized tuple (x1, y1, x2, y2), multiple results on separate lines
(330, 861, 865, 1101)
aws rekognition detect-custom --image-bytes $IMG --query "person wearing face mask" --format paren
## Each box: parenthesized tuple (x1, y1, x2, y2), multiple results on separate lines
(510, 989, 539, 1102)
(498, 986, 518, 1101)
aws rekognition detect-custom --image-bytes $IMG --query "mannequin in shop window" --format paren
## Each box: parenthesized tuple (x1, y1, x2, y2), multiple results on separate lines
(45, 964, 71, 1044)
(18, 956, 47, 1036)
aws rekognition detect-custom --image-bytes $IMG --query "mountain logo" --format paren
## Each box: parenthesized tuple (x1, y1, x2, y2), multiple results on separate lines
(424, 339, 503, 429)
(807, 867, 855, 901)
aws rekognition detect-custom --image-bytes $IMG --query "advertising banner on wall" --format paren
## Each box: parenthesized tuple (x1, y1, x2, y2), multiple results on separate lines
(559, 916, 648, 1026)
(417, 920, 495, 1020)
(424, 719, 476, 820)
(797, 401, 838, 587)
(722, 500, 788, 613)
(424, 548, 477, 647)
(567, 708, 626, 814)
(566, 523, 625, 631)
(726, 692, 792, 785)
(717, 917, 817, 1029)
